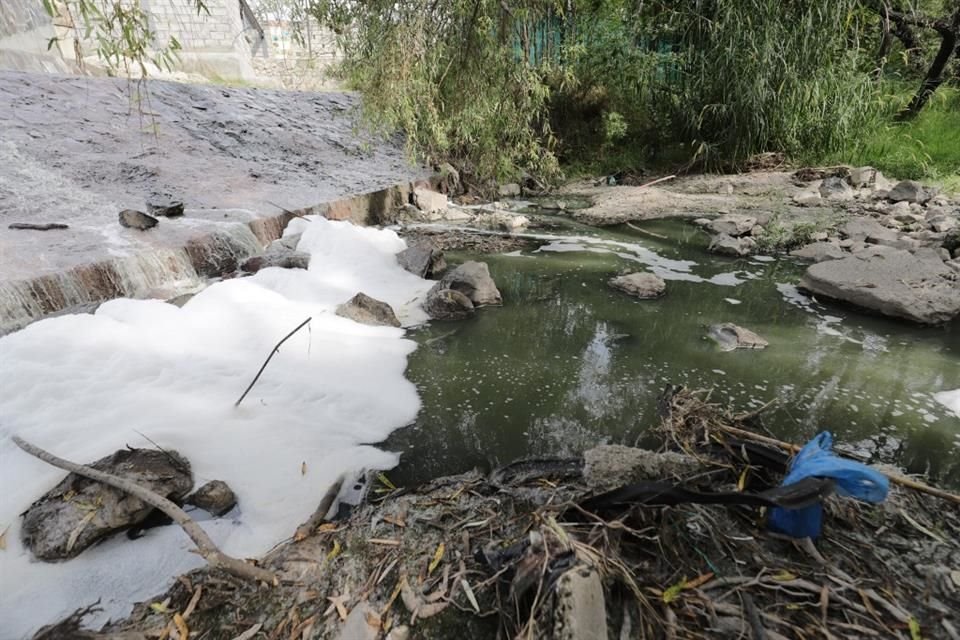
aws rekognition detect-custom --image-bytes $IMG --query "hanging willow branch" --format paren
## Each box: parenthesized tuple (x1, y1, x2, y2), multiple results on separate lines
(12, 436, 278, 585)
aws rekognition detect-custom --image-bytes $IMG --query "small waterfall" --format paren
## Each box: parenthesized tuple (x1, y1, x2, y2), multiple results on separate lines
(0, 221, 272, 335)
(0, 247, 210, 335)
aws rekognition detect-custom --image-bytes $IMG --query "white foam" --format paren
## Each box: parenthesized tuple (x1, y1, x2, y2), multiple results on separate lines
(0, 217, 434, 638)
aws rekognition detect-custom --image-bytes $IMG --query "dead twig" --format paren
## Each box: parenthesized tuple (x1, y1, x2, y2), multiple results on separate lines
(235, 317, 312, 407)
(11, 436, 277, 585)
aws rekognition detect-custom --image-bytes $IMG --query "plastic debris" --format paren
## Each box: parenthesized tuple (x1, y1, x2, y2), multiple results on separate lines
(768, 432, 889, 538)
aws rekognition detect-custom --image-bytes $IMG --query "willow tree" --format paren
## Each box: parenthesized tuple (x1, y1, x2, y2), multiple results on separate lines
(312, 0, 879, 179)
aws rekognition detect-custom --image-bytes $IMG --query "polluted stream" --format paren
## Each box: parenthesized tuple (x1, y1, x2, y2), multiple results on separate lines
(388, 216, 960, 488)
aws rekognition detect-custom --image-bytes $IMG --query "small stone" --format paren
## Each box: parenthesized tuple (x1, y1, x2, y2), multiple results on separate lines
(709, 233, 756, 257)
(552, 566, 609, 640)
(396, 243, 446, 278)
(336, 292, 401, 327)
(146, 198, 185, 217)
(423, 287, 474, 320)
(184, 480, 237, 517)
(929, 216, 958, 233)
(498, 183, 522, 197)
(709, 213, 757, 237)
(820, 176, 854, 201)
(793, 191, 822, 206)
(790, 242, 845, 263)
(413, 188, 448, 214)
(437, 261, 502, 305)
(241, 250, 311, 273)
(608, 272, 666, 299)
(940, 248, 952, 262)
(119, 209, 159, 230)
(888, 180, 930, 204)
(708, 323, 768, 351)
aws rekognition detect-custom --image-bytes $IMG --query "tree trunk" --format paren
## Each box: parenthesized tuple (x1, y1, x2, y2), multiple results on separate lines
(898, 9, 960, 120)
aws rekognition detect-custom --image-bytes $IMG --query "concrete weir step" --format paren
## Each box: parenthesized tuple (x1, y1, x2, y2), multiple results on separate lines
(0, 70, 431, 334)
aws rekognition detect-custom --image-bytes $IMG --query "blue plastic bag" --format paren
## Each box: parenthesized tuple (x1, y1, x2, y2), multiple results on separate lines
(767, 432, 889, 539)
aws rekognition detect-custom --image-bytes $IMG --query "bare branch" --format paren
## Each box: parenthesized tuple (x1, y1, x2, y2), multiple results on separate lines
(235, 317, 312, 407)
(11, 436, 278, 585)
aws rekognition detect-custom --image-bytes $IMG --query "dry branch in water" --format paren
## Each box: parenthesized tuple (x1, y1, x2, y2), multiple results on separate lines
(12, 436, 278, 585)
(235, 317, 312, 407)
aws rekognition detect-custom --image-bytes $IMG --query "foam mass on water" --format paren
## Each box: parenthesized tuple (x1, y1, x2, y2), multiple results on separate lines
(0, 218, 434, 639)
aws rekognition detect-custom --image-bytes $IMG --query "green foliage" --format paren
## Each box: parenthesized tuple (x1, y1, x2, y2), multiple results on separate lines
(753, 212, 846, 253)
(626, 1, 878, 169)
(43, 0, 206, 78)
(313, 0, 562, 183)
(837, 85, 960, 192)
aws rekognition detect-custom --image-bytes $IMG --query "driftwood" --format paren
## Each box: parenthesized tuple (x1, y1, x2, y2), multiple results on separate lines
(235, 317, 312, 407)
(293, 475, 345, 542)
(12, 436, 278, 585)
(8, 223, 69, 231)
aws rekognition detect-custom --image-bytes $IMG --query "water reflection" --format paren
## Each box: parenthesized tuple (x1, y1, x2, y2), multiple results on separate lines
(385, 219, 960, 488)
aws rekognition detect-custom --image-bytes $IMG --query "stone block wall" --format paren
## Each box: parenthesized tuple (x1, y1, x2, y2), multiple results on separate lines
(0, 0, 75, 72)
(0, 0, 256, 80)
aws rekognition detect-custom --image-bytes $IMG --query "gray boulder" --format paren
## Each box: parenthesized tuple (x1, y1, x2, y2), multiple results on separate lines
(21, 448, 193, 561)
(184, 480, 237, 516)
(437, 261, 502, 305)
(709, 213, 756, 237)
(118, 209, 158, 231)
(498, 183, 522, 197)
(336, 292, 401, 327)
(840, 218, 899, 244)
(146, 197, 185, 217)
(396, 243, 446, 278)
(240, 248, 311, 274)
(709, 233, 756, 257)
(707, 323, 769, 351)
(583, 445, 700, 490)
(819, 176, 854, 201)
(789, 242, 846, 263)
(799, 248, 960, 324)
(413, 188, 448, 214)
(423, 287, 475, 320)
(608, 272, 666, 299)
(888, 180, 930, 204)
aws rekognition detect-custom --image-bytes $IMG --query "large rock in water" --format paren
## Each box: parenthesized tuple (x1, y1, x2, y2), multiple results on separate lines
(608, 272, 666, 299)
(799, 248, 960, 324)
(396, 242, 446, 278)
(423, 288, 474, 320)
(336, 292, 401, 327)
(21, 448, 193, 561)
(437, 261, 502, 305)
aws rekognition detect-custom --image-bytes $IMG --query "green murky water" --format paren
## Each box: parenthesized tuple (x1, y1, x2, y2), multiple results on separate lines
(386, 219, 960, 487)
